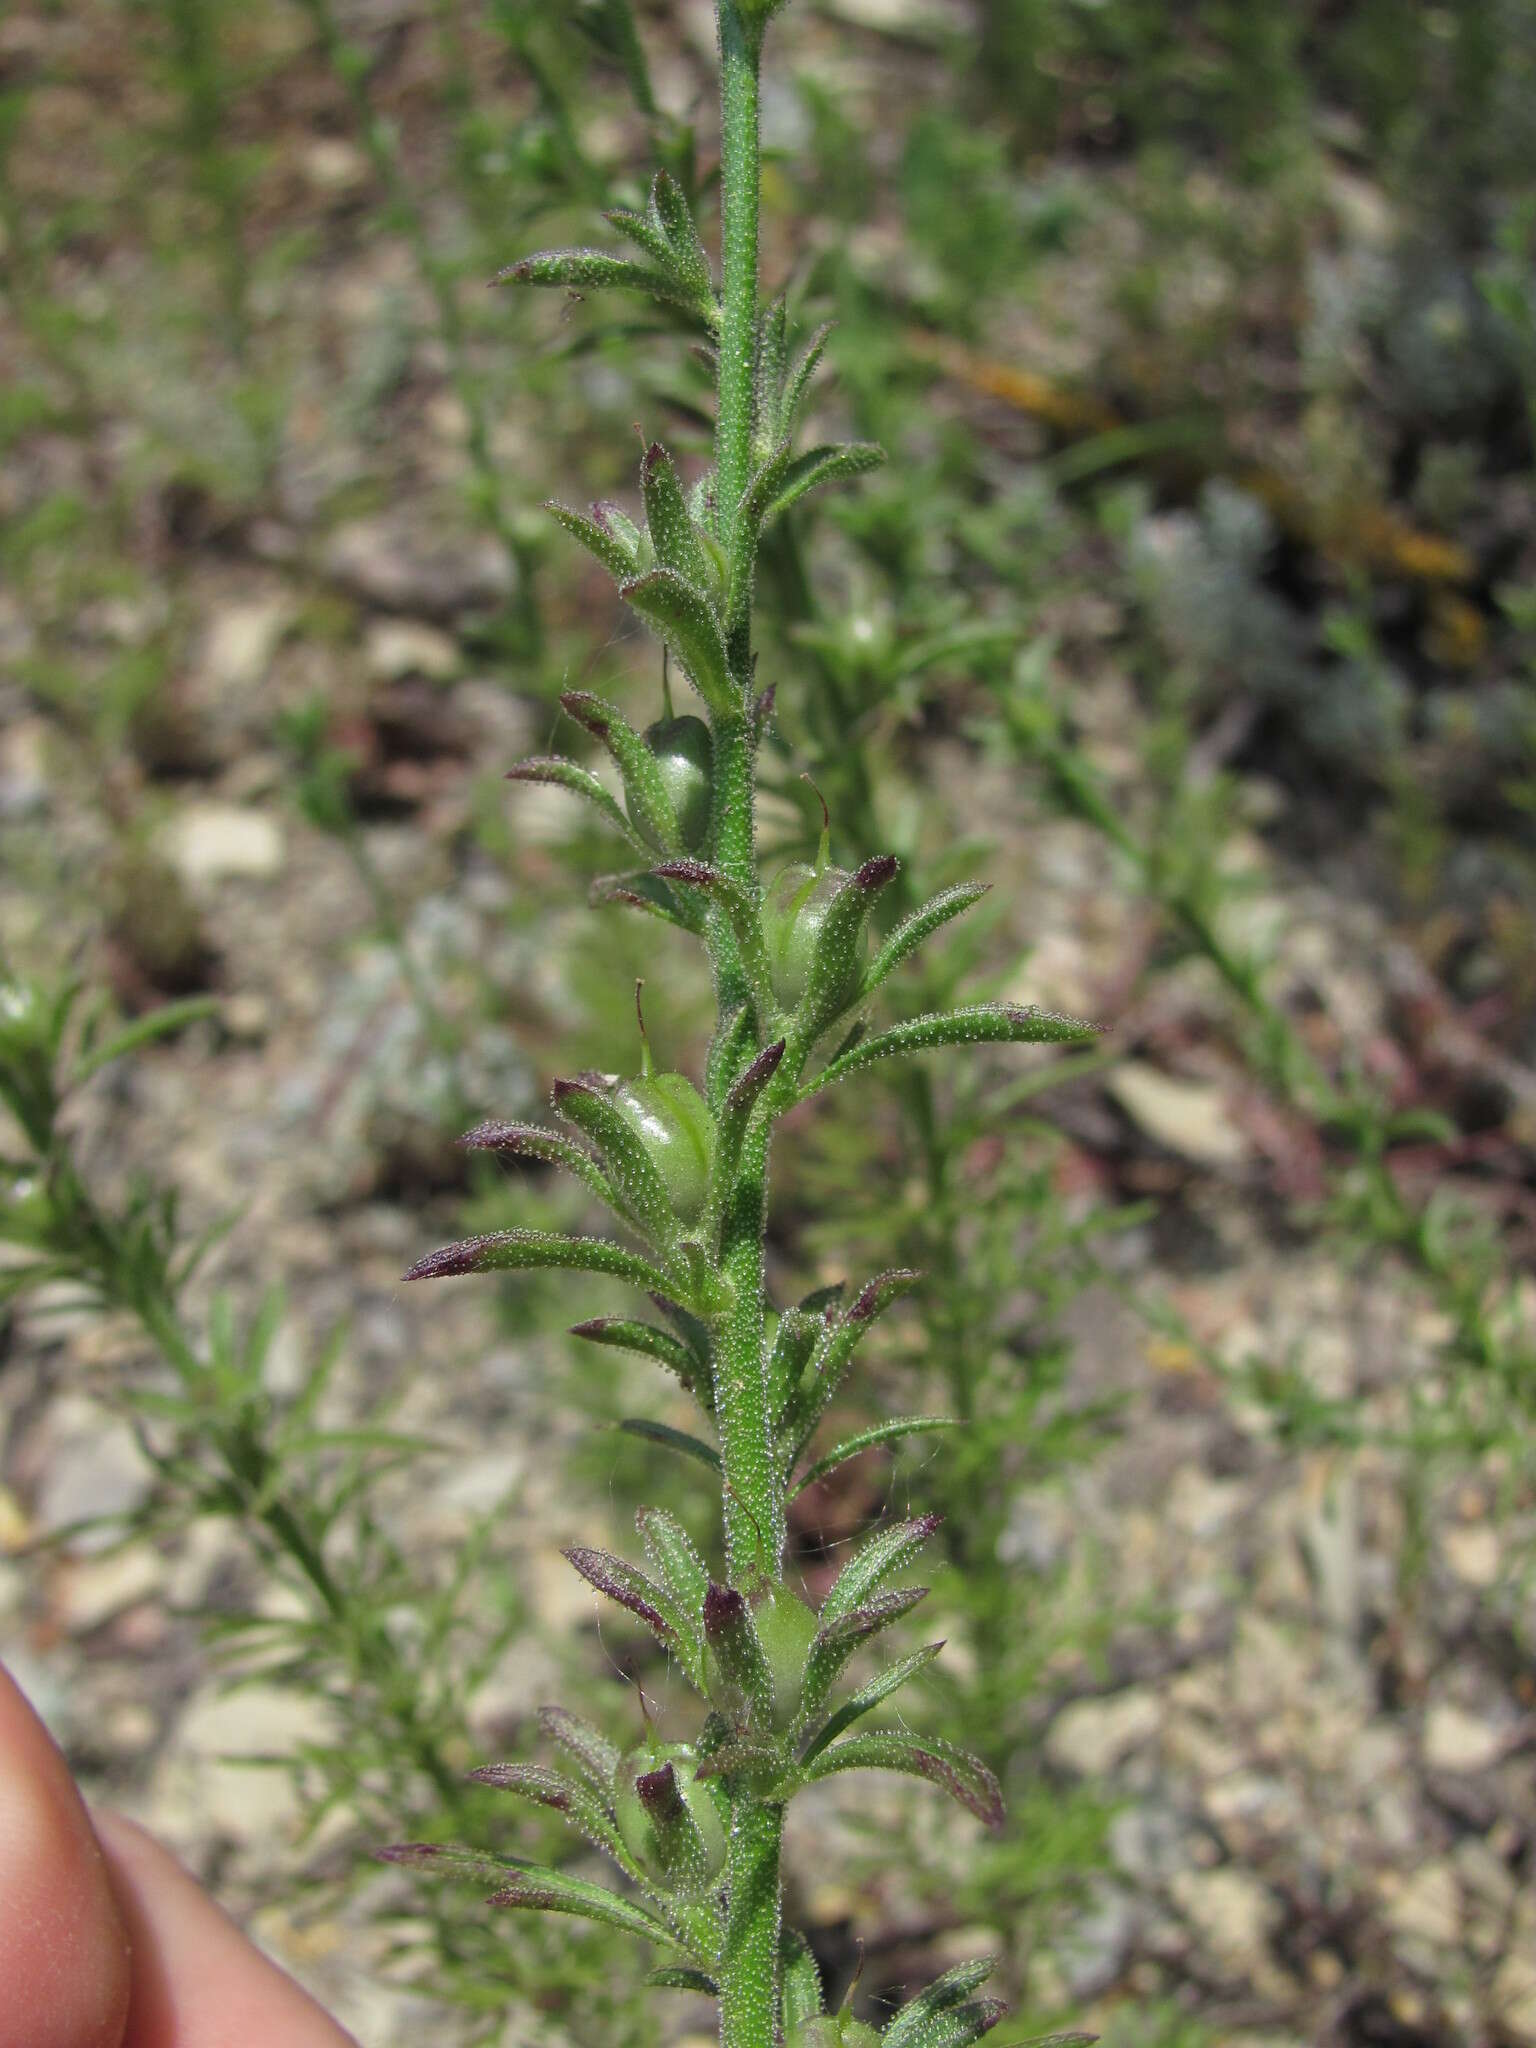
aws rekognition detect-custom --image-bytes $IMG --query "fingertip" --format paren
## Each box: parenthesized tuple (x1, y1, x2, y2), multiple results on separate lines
(0, 1663, 133, 2048)
(94, 1810, 358, 2048)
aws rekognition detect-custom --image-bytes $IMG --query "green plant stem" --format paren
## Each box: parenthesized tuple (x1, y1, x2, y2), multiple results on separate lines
(715, 3, 761, 543)
(719, 1798, 784, 2048)
(709, 13, 785, 2045)
(716, 1121, 782, 1581)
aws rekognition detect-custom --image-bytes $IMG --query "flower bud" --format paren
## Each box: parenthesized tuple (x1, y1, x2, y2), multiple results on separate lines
(638, 714, 713, 853)
(763, 864, 858, 1011)
(613, 1739, 726, 1894)
(611, 1071, 713, 1226)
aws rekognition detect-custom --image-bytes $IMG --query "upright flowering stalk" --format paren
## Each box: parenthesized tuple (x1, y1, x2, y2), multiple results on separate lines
(386, 5, 1094, 2043)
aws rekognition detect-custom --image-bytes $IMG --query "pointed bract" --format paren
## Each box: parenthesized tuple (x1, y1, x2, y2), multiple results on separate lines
(801, 1729, 1003, 1829)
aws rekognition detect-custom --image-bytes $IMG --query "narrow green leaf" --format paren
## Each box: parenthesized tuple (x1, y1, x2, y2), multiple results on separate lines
(466, 1762, 627, 1863)
(72, 997, 217, 1082)
(641, 443, 715, 591)
(798, 1281, 847, 1316)
(461, 1119, 626, 1216)
(800, 1641, 944, 1763)
(505, 755, 646, 852)
(762, 441, 886, 526)
(883, 1958, 997, 2048)
(638, 1504, 713, 1621)
(648, 1290, 715, 1374)
(564, 1545, 703, 1681)
(538, 1706, 620, 1798)
(864, 883, 991, 997)
(769, 1304, 829, 1425)
(552, 1076, 681, 1248)
(704, 1001, 757, 1111)
(570, 1317, 699, 1383)
(617, 1419, 722, 1471)
(487, 1862, 678, 1941)
(725, 439, 792, 637)
(821, 1513, 941, 1626)
(797, 854, 900, 1046)
(544, 500, 642, 580)
(650, 859, 776, 1033)
(778, 1269, 923, 1460)
(650, 171, 712, 304)
(889, 2000, 1010, 2048)
(778, 321, 834, 439)
(755, 296, 789, 442)
(705, 1037, 785, 1241)
(691, 1735, 785, 1790)
(377, 1842, 525, 1886)
(620, 568, 735, 715)
(378, 1841, 675, 1940)
(605, 204, 678, 272)
(649, 1967, 720, 1996)
(781, 1929, 826, 2029)
(792, 1416, 961, 1495)
(561, 691, 683, 856)
(494, 246, 707, 322)
(589, 869, 707, 934)
(801, 1730, 1003, 1829)
(800, 1586, 930, 1722)
(403, 1230, 672, 1298)
(802, 1004, 1100, 1099)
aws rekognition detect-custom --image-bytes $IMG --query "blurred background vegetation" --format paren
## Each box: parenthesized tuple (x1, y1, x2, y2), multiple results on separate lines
(2, 2, 1536, 2045)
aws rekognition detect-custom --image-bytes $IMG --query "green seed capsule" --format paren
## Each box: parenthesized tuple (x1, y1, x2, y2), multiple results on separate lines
(611, 1071, 713, 1225)
(786, 2017, 880, 2048)
(763, 863, 858, 1011)
(613, 1739, 726, 1893)
(751, 1585, 820, 1724)
(638, 714, 713, 853)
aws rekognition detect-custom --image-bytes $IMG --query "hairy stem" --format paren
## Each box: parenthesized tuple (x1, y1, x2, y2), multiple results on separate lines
(715, 1120, 783, 1582)
(719, 1796, 785, 2048)
(711, 13, 784, 2047)
(715, 2, 761, 543)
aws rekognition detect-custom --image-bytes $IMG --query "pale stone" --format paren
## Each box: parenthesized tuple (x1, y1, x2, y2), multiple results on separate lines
(1442, 1522, 1500, 1589)
(0, 1485, 32, 1551)
(1109, 1061, 1249, 1165)
(160, 803, 284, 884)
(325, 515, 515, 618)
(1170, 1866, 1279, 1977)
(1167, 1463, 1245, 1539)
(303, 138, 367, 193)
(364, 619, 459, 682)
(55, 1544, 163, 1633)
(1046, 1687, 1160, 1777)
(34, 1399, 154, 1552)
(168, 1684, 339, 1838)
(1423, 1703, 1507, 1774)
(1383, 1859, 1461, 1948)
(1165, 1713, 1243, 1781)
(200, 598, 291, 694)
(0, 716, 51, 820)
